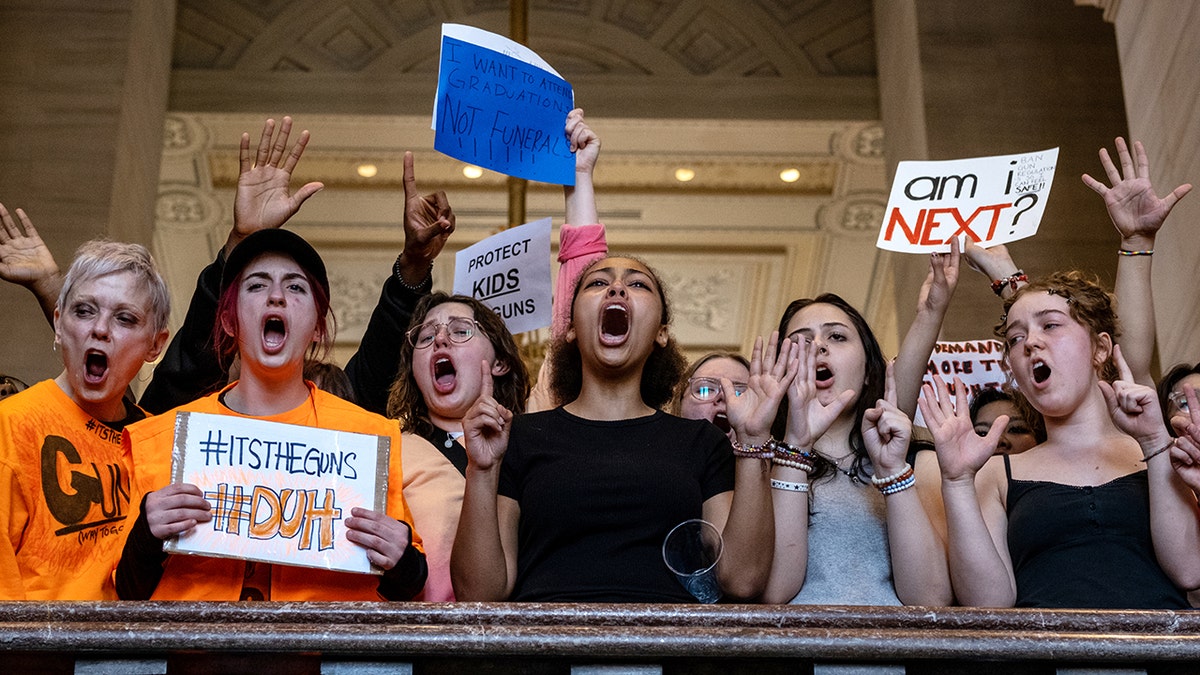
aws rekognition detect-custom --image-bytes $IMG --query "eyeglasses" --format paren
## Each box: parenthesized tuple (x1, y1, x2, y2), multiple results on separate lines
(687, 377, 748, 402)
(407, 317, 480, 349)
(1169, 390, 1191, 414)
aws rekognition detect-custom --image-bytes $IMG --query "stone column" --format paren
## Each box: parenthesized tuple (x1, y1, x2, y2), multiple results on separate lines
(0, 0, 175, 383)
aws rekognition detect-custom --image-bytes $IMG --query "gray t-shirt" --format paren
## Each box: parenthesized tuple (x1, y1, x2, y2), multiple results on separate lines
(789, 465, 901, 606)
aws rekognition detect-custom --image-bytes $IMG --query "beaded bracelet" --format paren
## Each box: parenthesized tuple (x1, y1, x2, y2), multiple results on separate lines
(1118, 248, 1154, 257)
(770, 479, 810, 493)
(393, 255, 434, 292)
(880, 473, 916, 495)
(990, 271, 1028, 296)
(771, 439, 816, 473)
(870, 463, 914, 489)
(732, 438, 776, 460)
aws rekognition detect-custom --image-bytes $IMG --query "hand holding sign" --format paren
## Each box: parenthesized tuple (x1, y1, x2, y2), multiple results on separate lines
(229, 117, 324, 257)
(146, 483, 212, 540)
(1082, 137, 1192, 246)
(462, 359, 513, 471)
(433, 25, 575, 185)
(398, 151, 456, 285)
(345, 507, 413, 571)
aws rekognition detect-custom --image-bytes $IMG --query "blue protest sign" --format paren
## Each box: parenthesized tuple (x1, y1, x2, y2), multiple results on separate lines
(434, 34, 575, 185)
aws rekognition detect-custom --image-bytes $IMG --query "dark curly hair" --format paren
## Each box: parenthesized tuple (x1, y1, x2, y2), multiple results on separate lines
(995, 270, 1121, 385)
(770, 293, 887, 484)
(547, 256, 686, 409)
(386, 293, 529, 438)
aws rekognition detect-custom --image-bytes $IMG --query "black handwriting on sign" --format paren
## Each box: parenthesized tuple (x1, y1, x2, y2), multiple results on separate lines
(40, 435, 129, 536)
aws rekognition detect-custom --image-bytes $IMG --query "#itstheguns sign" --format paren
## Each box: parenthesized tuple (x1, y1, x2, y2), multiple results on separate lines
(165, 412, 389, 575)
(877, 148, 1058, 253)
(433, 24, 575, 185)
(454, 217, 552, 335)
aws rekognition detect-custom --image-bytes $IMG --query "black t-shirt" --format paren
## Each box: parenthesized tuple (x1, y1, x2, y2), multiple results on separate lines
(498, 408, 735, 602)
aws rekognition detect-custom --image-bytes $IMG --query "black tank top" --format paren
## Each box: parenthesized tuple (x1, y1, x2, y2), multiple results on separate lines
(1004, 454, 1188, 609)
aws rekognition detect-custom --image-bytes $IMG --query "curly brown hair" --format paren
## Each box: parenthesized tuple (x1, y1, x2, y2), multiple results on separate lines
(385, 293, 529, 438)
(995, 269, 1121, 384)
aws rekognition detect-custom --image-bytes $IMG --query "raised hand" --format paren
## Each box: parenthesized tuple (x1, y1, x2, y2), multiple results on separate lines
(920, 375, 1002, 483)
(1082, 137, 1192, 246)
(918, 236, 960, 314)
(725, 332, 797, 442)
(396, 151, 455, 284)
(0, 202, 59, 289)
(784, 337, 856, 449)
(963, 240, 1021, 285)
(345, 507, 413, 571)
(461, 360, 513, 471)
(1098, 344, 1170, 443)
(144, 483, 212, 540)
(227, 117, 324, 255)
(862, 361, 913, 476)
(566, 108, 600, 177)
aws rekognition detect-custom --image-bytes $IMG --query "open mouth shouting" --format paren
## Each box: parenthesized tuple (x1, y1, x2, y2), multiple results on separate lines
(814, 363, 834, 389)
(600, 303, 630, 346)
(262, 315, 287, 354)
(432, 353, 458, 394)
(84, 350, 109, 385)
(712, 412, 731, 433)
(1031, 359, 1051, 386)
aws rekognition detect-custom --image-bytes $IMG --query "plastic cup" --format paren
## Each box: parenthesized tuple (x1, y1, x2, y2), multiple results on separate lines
(662, 518, 723, 603)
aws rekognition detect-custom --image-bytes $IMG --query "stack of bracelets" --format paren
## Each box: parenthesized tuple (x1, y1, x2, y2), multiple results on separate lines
(769, 439, 815, 474)
(731, 438, 775, 460)
(870, 463, 915, 495)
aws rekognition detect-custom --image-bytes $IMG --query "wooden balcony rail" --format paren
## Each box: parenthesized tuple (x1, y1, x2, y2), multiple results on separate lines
(2, 602, 1199, 674)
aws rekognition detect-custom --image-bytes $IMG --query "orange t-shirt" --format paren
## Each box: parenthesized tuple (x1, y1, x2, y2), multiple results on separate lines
(125, 382, 422, 601)
(0, 380, 138, 600)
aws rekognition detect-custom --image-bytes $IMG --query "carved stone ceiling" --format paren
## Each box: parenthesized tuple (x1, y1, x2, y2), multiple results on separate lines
(169, 0, 879, 119)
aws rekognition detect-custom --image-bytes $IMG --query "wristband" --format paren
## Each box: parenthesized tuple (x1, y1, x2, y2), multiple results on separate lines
(1118, 248, 1154, 257)
(1142, 439, 1174, 462)
(770, 479, 810, 493)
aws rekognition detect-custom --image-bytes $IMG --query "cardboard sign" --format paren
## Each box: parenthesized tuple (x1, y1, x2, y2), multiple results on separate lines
(914, 339, 1012, 427)
(433, 24, 575, 185)
(454, 217, 552, 335)
(164, 412, 389, 575)
(877, 148, 1059, 253)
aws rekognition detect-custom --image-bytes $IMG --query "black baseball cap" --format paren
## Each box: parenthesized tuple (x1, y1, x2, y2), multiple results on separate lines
(221, 229, 329, 297)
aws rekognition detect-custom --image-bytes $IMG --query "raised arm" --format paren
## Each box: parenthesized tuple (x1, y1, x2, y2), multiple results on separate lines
(1100, 345, 1200, 591)
(865, 363, 952, 605)
(1082, 137, 1192, 387)
(894, 238, 960, 418)
(922, 374, 1016, 607)
(344, 151, 455, 414)
(719, 334, 794, 600)
(451, 362, 518, 601)
(760, 337, 856, 603)
(0, 203, 61, 325)
(140, 117, 322, 412)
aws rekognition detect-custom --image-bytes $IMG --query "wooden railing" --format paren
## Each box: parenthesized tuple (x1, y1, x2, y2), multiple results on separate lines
(2, 602, 1200, 674)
